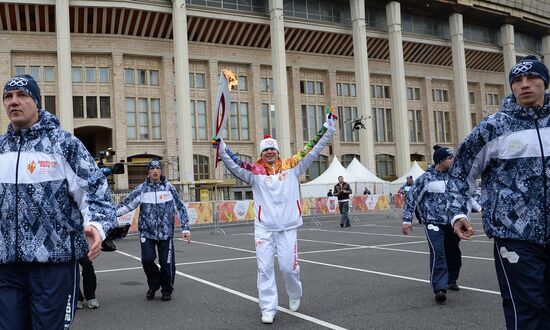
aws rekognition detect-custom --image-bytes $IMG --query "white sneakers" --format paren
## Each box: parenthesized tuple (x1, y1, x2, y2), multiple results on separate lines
(261, 314, 274, 324)
(289, 298, 300, 312)
(87, 299, 100, 309)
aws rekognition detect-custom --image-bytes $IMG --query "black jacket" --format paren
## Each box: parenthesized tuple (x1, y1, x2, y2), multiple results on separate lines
(334, 182, 352, 201)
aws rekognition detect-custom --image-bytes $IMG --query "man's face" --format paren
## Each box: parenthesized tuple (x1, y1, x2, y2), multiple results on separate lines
(438, 155, 454, 172)
(511, 75, 546, 108)
(338, 176, 344, 183)
(148, 167, 161, 182)
(3, 89, 39, 131)
(261, 148, 279, 165)
(406, 178, 413, 185)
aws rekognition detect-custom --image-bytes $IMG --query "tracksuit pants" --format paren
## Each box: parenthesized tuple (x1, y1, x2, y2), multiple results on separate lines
(494, 238, 550, 330)
(78, 256, 97, 301)
(141, 237, 175, 296)
(0, 262, 79, 330)
(423, 223, 462, 293)
(255, 227, 302, 317)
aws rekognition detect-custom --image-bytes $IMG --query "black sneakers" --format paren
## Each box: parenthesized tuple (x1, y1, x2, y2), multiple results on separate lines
(146, 289, 156, 300)
(447, 282, 460, 291)
(435, 290, 447, 303)
(161, 294, 171, 301)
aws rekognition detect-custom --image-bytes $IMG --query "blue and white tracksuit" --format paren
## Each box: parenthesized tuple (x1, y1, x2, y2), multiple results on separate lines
(447, 93, 550, 329)
(403, 165, 462, 294)
(0, 110, 115, 329)
(218, 125, 334, 317)
(116, 177, 189, 296)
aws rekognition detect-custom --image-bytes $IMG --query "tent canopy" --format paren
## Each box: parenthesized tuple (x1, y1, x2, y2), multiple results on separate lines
(300, 157, 361, 197)
(345, 158, 390, 194)
(390, 161, 426, 192)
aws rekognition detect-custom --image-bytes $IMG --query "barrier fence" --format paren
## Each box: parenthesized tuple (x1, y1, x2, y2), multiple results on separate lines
(112, 193, 405, 236)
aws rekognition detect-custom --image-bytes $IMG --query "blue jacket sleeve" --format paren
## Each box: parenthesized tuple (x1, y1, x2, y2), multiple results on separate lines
(115, 184, 143, 217)
(169, 184, 189, 232)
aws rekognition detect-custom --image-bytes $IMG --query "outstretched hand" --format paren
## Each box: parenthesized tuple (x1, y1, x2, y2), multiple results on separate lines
(85, 225, 102, 261)
(324, 112, 337, 130)
(402, 223, 412, 235)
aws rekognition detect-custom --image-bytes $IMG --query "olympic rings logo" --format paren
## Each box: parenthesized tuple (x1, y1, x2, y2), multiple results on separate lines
(512, 62, 533, 74)
(7, 77, 29, 87)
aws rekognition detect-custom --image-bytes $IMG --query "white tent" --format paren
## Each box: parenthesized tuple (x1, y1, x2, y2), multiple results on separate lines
(345, 158, 390, 194)
(390, 161, 426, 193)
(300, 157, 362, 197)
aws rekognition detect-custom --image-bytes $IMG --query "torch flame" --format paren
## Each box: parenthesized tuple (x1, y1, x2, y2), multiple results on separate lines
(223, 69, 238, 90)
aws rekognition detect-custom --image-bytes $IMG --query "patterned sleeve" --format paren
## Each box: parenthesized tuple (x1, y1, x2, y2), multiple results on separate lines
(447, 124, 489, 223)
(402, 175, 427, 223)
(64, 135, 116, 240)
(284, 126, 335, 177)
(169, 184, 189, 232)
(115, 184, 143, 217)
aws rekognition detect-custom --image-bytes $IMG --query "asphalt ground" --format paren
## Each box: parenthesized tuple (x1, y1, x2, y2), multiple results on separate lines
(71, 211, 505, 330)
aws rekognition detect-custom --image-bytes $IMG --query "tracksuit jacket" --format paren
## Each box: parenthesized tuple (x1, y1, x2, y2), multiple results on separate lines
(0, 110, 115, 264)
(403, 165, 449, 225)
(218, 125, 335, 231)
(447, 93, 550, 245)
(116, 177, 189, 240)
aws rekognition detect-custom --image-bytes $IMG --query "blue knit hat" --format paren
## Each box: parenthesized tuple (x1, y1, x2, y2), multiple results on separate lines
(433, 145, 453, 164)
(509, 55, 549, 89)
(3, 74, 41, 109)
(147, 158, 161, 170)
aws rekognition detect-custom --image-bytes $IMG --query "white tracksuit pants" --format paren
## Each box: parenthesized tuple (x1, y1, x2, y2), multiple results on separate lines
(255, 226, 302, 317)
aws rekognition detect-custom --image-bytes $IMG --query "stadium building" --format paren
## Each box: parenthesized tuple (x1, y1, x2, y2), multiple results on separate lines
(0, 0, 548, 198)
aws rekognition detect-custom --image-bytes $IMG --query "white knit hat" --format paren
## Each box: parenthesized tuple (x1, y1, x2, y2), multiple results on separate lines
(259, 134, 279, 153)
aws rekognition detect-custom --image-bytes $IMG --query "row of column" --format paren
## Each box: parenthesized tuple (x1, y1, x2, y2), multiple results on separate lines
(53, 0, 547, 180)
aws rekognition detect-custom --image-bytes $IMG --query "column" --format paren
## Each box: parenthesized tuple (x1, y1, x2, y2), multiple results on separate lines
(350, 0, 375, 170)
(424, 78, 437, 157)
(501, 24, 516, 94)
(0, 51, 10, 128)
(542, 35, 550, 90)
(56, 0, 73, 133)
(162, 56, 179, 179)
(386, 1, 410, 176)
(111, 52, 129, 190)
(327, 68, 339, 154)
(172, 0, 194, 182)
(268, 0, 291, 157)
(449, 13, 471, 143)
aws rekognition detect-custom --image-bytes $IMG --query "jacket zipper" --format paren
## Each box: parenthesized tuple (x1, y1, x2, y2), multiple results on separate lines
(14, 135, 23, 262)
(533, 115, 548, 244)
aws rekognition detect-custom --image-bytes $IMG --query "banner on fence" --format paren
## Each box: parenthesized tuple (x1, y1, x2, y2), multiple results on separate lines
(218, 200, 255, 222)
(393, 194, 405, 208)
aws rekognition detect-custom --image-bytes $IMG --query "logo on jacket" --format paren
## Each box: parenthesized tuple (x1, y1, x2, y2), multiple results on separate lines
(27, 160, 36, 174)
(508, 139, 524, 153)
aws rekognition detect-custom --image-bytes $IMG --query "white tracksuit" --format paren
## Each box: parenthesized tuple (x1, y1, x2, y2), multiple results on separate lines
(218, 125, 335, 317)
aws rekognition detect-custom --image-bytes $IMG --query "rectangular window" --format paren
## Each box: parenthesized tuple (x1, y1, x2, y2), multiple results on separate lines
(151, 99, 161, 139)
(408, 110, 423, 142)
(240, 103, 249, 140)
(124, 69, 134, 84)
(86, 96, 97, 118)
(351, 84, 357, 97)
(269, 78, 274, 92)
(99, 68, 109, 83)
(189, 73, 195, 88)
(300, 80, 306, 94)
(150, 70, 159, 86)
(195, 73, 205, 89)
(44, 95, 56, 115)
(238, 76, 247, 91)
(469, 91, 475, 105)
(306, 81, 315, 95)
(85, 67, 96, 83)
(30, 66, 40, 81)
(432, 89, 449, 102)
(125, 98, 137, 140)
(261, 78, 268, 92)
(44, 66, 55, 82)
(72, 67, 82, 83)
(407, 87, 421, 101)
(230, 102, 239, 140)
(434, 110, 452, 143)
(373, 108, 393, 142)
(138, 98, 149, 139)
(301, 104, 324, 140)
(100, 96, 111, 118)
(73, 96, 84, 118)
(15, 66, 26, 75)
(471, 112, 477, 129)
(343, 83, 350, 97)
(137, 70, 147, 85)
(337, 106, 359, 142)
(197, 100, 207, 140)
(315, 81, 323, 95)
(336, 83, 342, 96)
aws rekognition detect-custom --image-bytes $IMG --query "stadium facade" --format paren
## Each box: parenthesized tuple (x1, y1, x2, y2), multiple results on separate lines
(0, 0, 548, 198)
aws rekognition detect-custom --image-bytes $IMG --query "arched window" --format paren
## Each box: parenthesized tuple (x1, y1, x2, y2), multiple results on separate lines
(193, 154, 210, 181)
(341, 154, 360, 168)
(223, 154, 252, 186)
(305, 154, 328, 181)
(375, 154, 396, 181)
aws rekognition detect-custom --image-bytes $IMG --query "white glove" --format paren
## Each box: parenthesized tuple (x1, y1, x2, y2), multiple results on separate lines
(323, 115, 337, 130)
